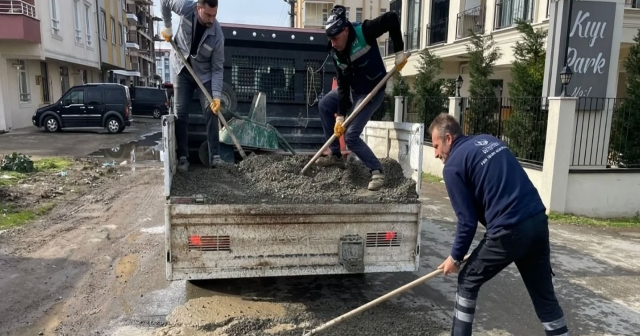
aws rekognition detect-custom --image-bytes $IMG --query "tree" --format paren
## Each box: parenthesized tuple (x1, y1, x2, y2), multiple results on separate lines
(609, 29, 640, 167)
(465, 30, 501, 135)
(504, 20, 548, 163)
(412, 49, 447, 129)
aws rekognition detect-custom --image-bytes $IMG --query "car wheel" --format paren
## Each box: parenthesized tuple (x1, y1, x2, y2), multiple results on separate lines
(221, 82, 238, 113)
(44, 116, 60, 132)
(106, 117, 122, 134)
(152, 108, 162, 119)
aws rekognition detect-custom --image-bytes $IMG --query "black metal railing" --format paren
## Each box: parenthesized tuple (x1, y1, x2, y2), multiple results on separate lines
(460, 97, 549, 165)
(384, 38, 395, 56)
(456, 5, 485, 39)
(494, 0, 534, 30)
(427, 18, 448, 46)
(573, 98, 640, 168)
(405, 27, 421, 51)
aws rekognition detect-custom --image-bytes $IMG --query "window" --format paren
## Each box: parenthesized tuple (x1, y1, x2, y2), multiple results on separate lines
(381, 8, 387, 15)
(111, 17, 116, 44)
(105, 88, 125, 103)
(62, 89, 84, 105)
(17, 61, 30, 103)
(50, 0, 60, 35)
(119, 23, 123, 45)
(100, 10, 107, 40)
(73, 0, 82, 43)
(60, 66, 70, 94)
(85, 87, 103, 105)
(85, 4, 92, 47)
(356, 8, 362, 22)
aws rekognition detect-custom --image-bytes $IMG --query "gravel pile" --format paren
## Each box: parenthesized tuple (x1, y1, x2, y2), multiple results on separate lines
(170, 155, 419, 204)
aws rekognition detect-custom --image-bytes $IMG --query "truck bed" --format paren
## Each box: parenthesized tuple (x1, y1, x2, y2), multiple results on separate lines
(162, 114, 426, 280)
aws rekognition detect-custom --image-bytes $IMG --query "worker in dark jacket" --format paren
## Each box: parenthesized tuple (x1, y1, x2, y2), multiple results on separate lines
(316, 5, 408, 191)
(428, 113, 570, 336)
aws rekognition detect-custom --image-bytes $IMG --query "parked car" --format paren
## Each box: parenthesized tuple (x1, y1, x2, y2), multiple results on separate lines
(32, 83, 131, 134)
(130, 86, 169, 118)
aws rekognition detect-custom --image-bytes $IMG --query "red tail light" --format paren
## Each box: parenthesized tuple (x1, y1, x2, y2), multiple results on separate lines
(125, 106, 129, 117)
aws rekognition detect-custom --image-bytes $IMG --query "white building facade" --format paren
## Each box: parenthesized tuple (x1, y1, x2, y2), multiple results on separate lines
(0, 0, 102, 132)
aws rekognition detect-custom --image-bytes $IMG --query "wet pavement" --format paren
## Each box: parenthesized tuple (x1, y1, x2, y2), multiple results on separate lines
(86, 132, 163, 165)
(0, 117, 161, 159)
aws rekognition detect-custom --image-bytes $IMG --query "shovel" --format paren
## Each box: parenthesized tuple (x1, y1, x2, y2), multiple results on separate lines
(168, 39, 248, 160)
(301, 254, 469, 336)
(300, 51, 410, 175)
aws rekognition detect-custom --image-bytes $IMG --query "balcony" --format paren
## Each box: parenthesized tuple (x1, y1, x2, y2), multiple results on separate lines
(427, 18, 448, 46)
(0, 0, 40, 43)
(456, 5, 486, 39)
(304, 1, 332, 28)
(126, 41, 140, 50)
(126, 13, 138, 23)
(494, 0, 534, 30)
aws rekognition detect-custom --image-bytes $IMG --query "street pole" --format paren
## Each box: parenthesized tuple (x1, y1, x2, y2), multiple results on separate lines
(284, 0, 296, 27)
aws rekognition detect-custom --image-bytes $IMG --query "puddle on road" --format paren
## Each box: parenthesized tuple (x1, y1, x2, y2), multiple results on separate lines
(115, 254, 139, 284)
(86, 132, 163, 166)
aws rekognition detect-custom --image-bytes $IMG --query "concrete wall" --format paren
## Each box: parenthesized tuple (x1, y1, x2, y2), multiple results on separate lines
(421, 145, 444, 178)
(566, 172, 640, 218)
(524, 167, 544, 195)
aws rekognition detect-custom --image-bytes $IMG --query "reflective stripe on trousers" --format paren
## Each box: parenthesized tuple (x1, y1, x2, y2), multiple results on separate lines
(451, 290, 476, 336)
(543, 316, 570, 336)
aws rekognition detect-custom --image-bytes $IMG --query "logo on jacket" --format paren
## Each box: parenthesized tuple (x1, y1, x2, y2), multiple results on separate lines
(474, 139, 489, 146)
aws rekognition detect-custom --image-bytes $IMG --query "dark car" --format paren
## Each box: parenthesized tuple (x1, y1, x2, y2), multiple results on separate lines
(130, 86, 169, 119)
(32, 83, 131, 134)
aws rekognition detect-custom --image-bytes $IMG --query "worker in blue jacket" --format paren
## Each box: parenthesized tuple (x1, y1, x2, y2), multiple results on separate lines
(428, 113, 570, 336)
(316, 5, 408, 191)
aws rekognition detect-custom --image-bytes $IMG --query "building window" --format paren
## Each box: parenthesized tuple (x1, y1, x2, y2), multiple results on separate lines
(73, 0, 82, 43)
(381, 8, 387, 15)
(17, 61, 30, 103)
(85, 4, 92, 47)
(119, 23, 123, 45)
(111, 17, 116, 45)
(100, 10, 107, 40)
(50, 0, 60, 35)
(60, 66, 70, 95)
(356, 8, 362, 22)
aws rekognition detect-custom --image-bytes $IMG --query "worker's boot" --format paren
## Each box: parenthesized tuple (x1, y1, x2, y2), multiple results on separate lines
(177, 156, 190, 173)
(316, 154, 346, 169)
(368, 170, 385, 191)
(210, 155, 224, 168)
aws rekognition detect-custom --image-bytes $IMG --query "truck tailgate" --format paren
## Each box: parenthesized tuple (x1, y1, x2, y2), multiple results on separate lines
(167, 203, 421, 280)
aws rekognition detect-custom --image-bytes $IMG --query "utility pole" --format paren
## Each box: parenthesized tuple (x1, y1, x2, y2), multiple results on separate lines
(284, 0, 296, 27)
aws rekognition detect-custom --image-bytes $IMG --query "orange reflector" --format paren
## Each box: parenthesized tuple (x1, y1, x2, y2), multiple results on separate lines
(189, 235, 202, 246)
(385, 232, 397, 240)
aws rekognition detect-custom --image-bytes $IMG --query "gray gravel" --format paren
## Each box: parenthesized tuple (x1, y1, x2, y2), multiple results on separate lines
(170, 155, 419, 204)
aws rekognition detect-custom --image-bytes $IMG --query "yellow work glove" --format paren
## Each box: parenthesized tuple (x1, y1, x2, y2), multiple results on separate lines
(395, 51, 409, 72)
(161, 27, 173, 42)
(334, 116, 346, 137)
(209, 98, 221, 115)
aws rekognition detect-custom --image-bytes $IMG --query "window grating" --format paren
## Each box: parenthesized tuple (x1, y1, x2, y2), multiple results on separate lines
(231, 56, 295, 102)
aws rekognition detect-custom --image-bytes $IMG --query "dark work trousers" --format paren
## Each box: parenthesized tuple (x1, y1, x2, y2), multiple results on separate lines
(173, 66, 219, 161)
(452, 212, 569, 336)
(318, 88, 384, 172)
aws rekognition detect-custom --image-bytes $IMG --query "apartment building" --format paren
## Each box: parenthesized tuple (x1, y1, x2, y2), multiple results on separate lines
(97, 0, 129, 83)
(295, 0, 396, 54)
(155, 48, 172, 84)
(384, 0, 640, 98)
(0, 0, 102, 132)
(112, 0, 157, 87)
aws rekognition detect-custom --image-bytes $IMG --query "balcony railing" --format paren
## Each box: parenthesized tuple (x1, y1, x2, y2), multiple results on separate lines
(494, 0, 534, 30)
(405, 27, 420, 51)
(384, 38, 395, 56)
(427, 18, 448, 46)
(456, 5, 485, 39)
(0, 0, 36, 18)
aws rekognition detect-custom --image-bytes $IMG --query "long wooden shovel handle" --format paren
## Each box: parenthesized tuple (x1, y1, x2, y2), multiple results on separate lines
(301, 254, 470, 336)
(168, 40, 248, 160)
(300, 52, 410, 175)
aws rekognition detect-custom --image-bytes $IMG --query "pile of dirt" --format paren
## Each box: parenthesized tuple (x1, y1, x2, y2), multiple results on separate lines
(170, 155, 419, 204)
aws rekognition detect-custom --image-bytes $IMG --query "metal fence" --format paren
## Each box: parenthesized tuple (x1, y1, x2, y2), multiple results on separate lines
(573, 97, 640, 168)
(460, 97, 549, 165)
